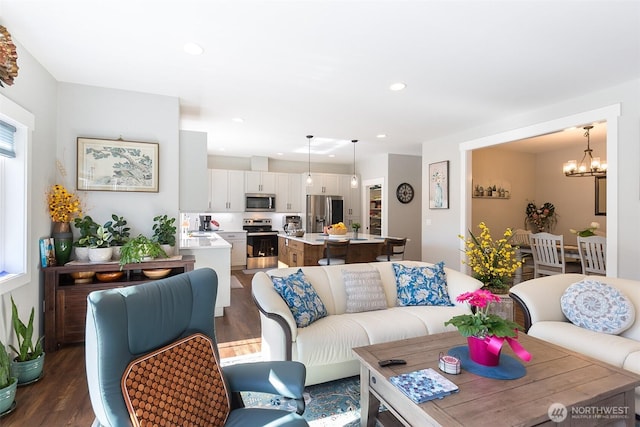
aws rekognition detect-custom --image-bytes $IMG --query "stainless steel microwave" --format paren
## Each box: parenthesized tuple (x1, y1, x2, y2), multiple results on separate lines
(245, 193, 276, 212)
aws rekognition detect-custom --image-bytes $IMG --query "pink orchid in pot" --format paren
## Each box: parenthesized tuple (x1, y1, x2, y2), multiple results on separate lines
(444, 289, 531, 366)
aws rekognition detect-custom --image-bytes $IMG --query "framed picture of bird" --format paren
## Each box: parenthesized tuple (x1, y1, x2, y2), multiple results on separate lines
(77, 137, 159, 192)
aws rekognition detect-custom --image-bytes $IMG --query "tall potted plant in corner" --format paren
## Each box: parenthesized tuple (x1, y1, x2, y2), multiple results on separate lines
(0, 338, 17, 414)
(104, 214, 130, 260)
(9, 297, 45, 385)
(152, 215, 177, 257)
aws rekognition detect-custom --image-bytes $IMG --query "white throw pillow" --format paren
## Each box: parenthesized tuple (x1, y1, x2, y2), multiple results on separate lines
(560, 280, 635, 335)
(342, 269, 388, 313)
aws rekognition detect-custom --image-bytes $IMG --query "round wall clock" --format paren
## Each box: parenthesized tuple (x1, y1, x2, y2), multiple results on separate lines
(396, 182, 414, 204)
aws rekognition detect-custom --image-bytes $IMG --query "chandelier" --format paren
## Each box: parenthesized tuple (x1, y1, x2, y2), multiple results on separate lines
(563, 125, 607, 177)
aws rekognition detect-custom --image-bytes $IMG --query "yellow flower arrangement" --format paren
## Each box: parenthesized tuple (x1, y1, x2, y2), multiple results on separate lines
(47, 184, 83, 222)
(459, 222, 522, 292)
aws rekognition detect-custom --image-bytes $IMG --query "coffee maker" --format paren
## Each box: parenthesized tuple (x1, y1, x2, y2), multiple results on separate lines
(283, 215, 302, 232)
(199, 215, 212, 231)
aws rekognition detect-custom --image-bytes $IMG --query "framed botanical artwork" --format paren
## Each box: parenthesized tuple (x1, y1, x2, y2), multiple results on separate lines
(77, 137, 159, 192)
(429, 160, 449, 209)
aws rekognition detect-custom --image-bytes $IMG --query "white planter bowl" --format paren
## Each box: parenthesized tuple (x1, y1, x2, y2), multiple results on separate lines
(88, 247, 113, 263)
(75, 246, 89, 261)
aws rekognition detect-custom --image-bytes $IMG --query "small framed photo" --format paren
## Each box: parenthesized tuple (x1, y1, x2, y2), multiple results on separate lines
(429, 160, 449, 209)
(77, 137, 159, 192)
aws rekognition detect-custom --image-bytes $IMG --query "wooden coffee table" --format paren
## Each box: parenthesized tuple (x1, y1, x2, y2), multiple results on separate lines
(353, 331, 640, 426)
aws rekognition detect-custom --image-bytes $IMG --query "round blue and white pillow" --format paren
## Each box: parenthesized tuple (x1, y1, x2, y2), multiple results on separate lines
(560, 280, 635, 335)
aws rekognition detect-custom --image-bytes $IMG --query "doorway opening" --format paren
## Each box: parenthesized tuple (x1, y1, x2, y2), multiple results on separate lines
(459, 104, 619, 277)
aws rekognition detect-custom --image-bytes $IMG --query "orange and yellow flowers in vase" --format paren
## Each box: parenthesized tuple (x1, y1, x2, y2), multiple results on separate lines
(46, 184, 83, 265)
(459, 222, 521, 294)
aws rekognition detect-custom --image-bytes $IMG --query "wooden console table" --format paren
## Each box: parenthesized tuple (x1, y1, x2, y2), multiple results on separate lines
(43, 255, 195, 352)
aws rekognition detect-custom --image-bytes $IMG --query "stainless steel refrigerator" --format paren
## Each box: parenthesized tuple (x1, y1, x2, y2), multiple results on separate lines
(306, 195, 344, 233)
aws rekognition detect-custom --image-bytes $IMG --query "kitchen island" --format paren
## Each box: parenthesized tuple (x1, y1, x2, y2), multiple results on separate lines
(278, 232, 386, 267)
(179, 233, 231, 316)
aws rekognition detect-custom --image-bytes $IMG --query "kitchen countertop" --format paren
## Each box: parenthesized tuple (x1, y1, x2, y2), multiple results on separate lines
(278, 232, 386, 246)
(179, 233, 232, 249)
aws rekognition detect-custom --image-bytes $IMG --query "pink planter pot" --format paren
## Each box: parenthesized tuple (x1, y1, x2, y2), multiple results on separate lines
(467, 336, 501, 366)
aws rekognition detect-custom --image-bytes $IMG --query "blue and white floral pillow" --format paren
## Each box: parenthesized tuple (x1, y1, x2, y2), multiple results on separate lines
(561, 280, 635, 335)
(272, 269, 328, 328)
(393, 262, 454, 307)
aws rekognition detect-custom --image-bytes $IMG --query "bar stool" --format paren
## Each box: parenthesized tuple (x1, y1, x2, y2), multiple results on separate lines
(317, 239, 350, 265)
(376, 237, 407, 262)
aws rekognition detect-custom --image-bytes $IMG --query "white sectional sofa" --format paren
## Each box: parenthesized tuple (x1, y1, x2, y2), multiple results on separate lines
(252, 261, 482, 385)
(510, 274, 640, 416)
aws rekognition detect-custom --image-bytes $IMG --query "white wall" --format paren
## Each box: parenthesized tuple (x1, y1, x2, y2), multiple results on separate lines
(57, 83, 180, 239)
(388, 154, 422, 260)
(422, 78, 639, 280)
(0, 39, 58, 345)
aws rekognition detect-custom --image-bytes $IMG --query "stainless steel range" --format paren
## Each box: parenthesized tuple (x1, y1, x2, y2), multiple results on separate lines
(243, 218, 278, 269)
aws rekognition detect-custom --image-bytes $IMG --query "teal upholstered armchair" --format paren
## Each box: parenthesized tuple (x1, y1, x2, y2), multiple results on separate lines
(85, 268, 308, 426)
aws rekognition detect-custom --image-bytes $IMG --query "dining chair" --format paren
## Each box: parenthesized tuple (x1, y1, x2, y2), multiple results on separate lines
(511, 229, 533, 283)
(577, 235, 607, 276)
(85, 268, 309, 427)
(317, 238, 350, 265)
(529, 232, 568, 278)
(376, 237, 407, 262)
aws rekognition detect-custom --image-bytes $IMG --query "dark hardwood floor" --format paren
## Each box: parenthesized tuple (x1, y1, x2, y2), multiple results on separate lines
(3, 270, 261, 426)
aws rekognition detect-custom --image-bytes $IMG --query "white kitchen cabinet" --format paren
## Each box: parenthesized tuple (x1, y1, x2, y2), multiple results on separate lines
(276, 173, 303, 212)
(179, 130, 209, 212)
(305, 173, 340, 195)
(339, 174, 362, 228)
(209, 169, 245, 212)
(216, 231, 247, 268)
(245, 171, 277, 194)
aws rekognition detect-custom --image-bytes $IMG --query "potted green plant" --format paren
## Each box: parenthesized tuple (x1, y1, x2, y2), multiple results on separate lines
(152, 215, 177, 256)
(9, 296, 45, 385)
(105, 214, 130, 260)
(351, 222, 361, 238)
(0, 338, 17, 414)
(88, 225, 113, 262)
(73, 215, 99, 261)
(118, 234, 168, 269)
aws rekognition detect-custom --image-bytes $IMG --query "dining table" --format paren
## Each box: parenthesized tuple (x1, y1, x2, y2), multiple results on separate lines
(514, 243, 581, 283)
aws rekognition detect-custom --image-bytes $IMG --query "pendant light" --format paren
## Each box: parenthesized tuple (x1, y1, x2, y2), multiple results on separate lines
(350, 139, 358, 188)
(563, 125, 607, 177)
(306, 135, 313, 186)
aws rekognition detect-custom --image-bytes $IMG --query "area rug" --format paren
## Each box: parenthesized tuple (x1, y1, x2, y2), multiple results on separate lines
(220, 353, 380, 426)
(240, 376, 363, 426)
(230, 276, 243, 289)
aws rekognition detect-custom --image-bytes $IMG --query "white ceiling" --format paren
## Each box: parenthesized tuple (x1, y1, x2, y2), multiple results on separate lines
(1, 0, 638, 164)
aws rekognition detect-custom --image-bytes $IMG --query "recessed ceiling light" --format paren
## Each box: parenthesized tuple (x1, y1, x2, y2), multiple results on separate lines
(276, 152, 284, 156)
(328, 154, 335, 158)
(232, 117, 244, 123)
(389, 82, 406, 91)
(377, 134, 387, 138)
(183, 42, 204, 55)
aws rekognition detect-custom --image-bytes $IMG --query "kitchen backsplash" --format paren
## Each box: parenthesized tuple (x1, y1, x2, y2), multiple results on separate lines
(180, 211, 302, 232)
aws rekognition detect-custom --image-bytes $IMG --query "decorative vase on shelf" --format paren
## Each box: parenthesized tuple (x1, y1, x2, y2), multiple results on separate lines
(467, 336, 501, 366)
(51, 222, 72, 266)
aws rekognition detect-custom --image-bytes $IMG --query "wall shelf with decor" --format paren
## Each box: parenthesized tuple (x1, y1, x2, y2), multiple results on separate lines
(472, 195, 511, 199)
(472, 182, 511, 199)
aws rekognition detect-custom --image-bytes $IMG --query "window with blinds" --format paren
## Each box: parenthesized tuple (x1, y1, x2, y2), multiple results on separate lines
(0, 120, 16, 158)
